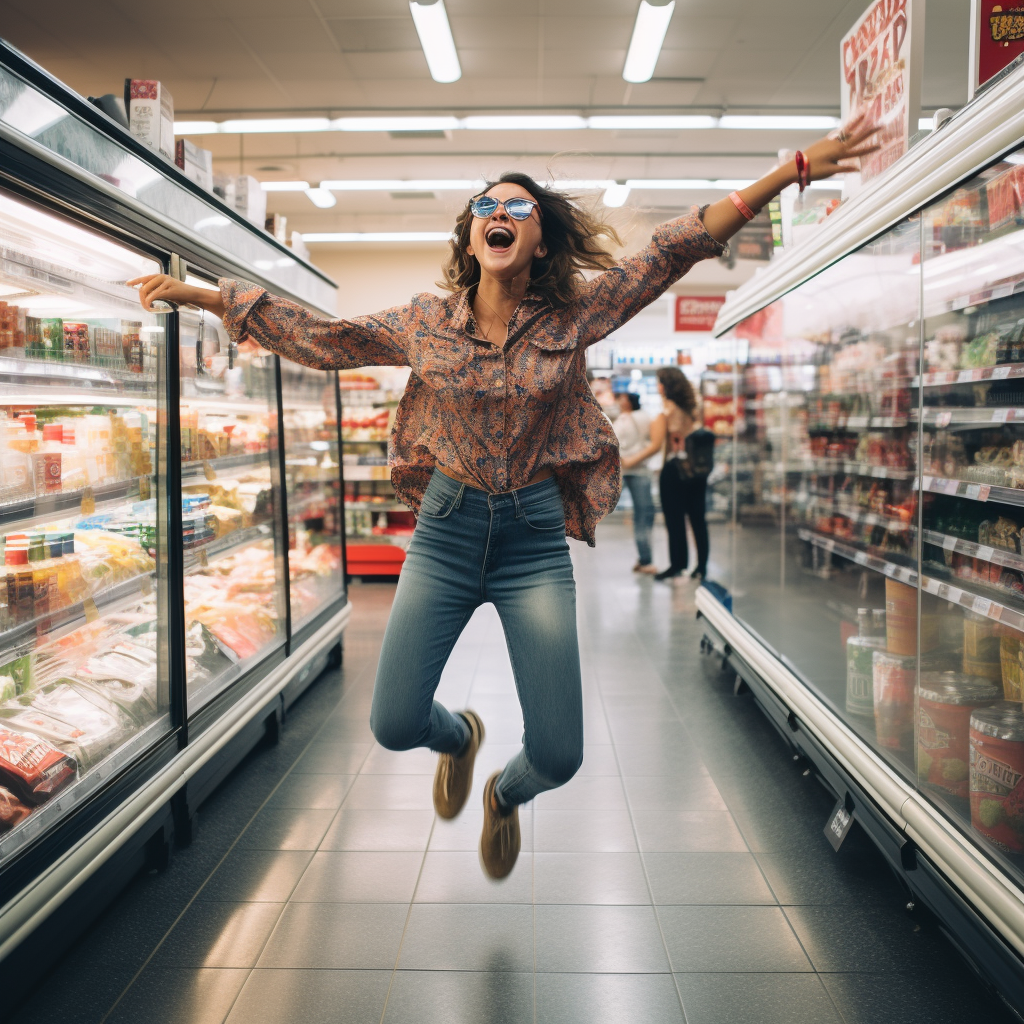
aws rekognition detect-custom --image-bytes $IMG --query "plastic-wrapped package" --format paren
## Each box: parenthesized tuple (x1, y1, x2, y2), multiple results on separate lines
(0, 784, 31, 832)
(0, 724, 77, 805)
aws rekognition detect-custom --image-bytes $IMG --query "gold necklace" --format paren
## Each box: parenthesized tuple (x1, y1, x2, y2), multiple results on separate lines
(474, 291, 511, 343)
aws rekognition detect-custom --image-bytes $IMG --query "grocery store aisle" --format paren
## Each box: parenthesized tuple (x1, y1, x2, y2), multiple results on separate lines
(10, 522, 1018, 1024)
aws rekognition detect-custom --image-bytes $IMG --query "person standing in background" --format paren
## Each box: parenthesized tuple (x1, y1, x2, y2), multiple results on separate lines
(614, 391, 664, 574)
(655, 366, 708, 581)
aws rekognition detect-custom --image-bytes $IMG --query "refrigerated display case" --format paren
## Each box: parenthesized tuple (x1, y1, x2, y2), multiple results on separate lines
(698, 64, 1024, 1011)
(0, 40, 349, 997)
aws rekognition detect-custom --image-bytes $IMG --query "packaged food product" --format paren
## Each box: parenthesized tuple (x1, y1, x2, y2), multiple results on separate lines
(1001, 632, 1024, 702)
(124, 79, 174, 161)
(846, 635, 884, 716)
(918, 673, 1002, 798)
(970, 701, 1024, 852)
(0, 723, 77, 804)
(873, 649, 917, 756)
(63, 321, 90, 362)
(964, 610, 1013, 682)
(886, 579, 919, 655)
(0, 784, 31, 832)
(40, 318, 63, 360)
(2, 679, 133, 767)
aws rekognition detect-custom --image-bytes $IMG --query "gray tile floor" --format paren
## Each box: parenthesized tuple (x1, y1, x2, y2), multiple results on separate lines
(10, 521, 1018, 1023)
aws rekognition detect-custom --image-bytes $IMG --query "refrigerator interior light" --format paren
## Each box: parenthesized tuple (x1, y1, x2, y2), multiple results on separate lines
(461, 115, 588, 130)
(219, 118, 332, 134)
(622, 0, 676, 84)
(409, 0, 462, 84)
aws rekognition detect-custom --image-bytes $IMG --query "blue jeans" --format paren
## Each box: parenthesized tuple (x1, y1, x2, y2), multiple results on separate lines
(622, 473, 654, 566)
(369, 469, 584, 807)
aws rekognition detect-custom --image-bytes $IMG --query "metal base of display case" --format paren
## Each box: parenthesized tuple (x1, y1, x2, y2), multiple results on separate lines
(0, 602, 351, 1003)
(696, 587, 1024, 1020)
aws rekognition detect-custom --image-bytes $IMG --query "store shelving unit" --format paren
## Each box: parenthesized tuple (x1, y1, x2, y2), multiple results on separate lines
(340, 369, 412, 577)
(699, 61, 1024, 1014)
(0, 40, 349, 998)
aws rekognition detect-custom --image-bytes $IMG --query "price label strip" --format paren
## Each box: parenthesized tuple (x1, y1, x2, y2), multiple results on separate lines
(79, 486, 96, 516)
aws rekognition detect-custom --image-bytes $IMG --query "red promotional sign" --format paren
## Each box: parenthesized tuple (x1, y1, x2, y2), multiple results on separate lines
(673, 296, 725, 332)
(975, 2, 1024, 89)
(840, 0, 921, 182)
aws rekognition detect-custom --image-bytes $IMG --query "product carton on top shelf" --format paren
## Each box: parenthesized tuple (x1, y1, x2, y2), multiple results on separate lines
(234, 175, 267, 228)
(124, 80, 174, 162)
(174, 139, 213, 192)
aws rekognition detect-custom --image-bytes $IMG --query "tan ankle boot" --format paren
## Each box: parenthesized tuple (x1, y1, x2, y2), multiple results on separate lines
(433, 710, 485, 820)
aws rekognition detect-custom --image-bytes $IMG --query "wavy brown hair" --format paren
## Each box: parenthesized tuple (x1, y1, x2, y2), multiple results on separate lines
(439, 172, 622, 307)
(656, 366, 697, 417)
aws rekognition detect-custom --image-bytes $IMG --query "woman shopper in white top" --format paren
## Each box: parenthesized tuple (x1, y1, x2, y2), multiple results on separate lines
(614, 392, 665, 573)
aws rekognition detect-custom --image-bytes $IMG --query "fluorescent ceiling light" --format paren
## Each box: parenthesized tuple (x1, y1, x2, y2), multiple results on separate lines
(548, 179, 616, 190)
(176, 113, 852, 136)
(719, 115, 839, 130)
(261, 180, 310, 192)
(335, 116, 459, 132)
(918, 116, 933, 130)
(174, 121, 219, 135)
(303, 232, 453, 242)
(221, 117, 332, 133)
(305, 187, 337, 208)
(409, 0, 462, 84)
(602, 183, 631, 208)
(623, 1, 675, 84)
(461, 115, 588, 130)
(319, 179, 484, 192)
(589, 114, 716, 130)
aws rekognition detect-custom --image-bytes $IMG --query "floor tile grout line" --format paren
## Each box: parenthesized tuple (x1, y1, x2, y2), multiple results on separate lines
(378, 816, 438, 1024)
(589, 664, 690, 1023)
(96, 655, 379, 1024)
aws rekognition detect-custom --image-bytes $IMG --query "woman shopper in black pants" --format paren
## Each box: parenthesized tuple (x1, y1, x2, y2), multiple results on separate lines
(655, 366, 708, 581)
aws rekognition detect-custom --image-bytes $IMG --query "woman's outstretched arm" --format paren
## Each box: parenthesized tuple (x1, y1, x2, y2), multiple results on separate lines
(702, 112, 880, 244)
(574, 114, 880, 347)
(128, 275, 410, 370)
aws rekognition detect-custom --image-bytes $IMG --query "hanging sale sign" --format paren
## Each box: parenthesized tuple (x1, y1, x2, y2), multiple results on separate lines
(840, 0, 924, 183)
(971, 1, 1024, 96)
(673, 296, 726, 332)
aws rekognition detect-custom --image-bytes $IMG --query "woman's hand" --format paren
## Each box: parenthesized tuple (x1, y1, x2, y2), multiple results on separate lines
(702, 111, 881, 244)
(127, 274, 226, 318)
(803, 111, 882, 181)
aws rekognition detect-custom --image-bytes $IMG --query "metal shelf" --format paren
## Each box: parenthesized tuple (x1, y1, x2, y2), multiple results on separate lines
(182, 523, 271, 572)
(180, 452, 270, 481)
(915, 363, 1024, 387)
(922, 529, 1024, 574)
(0, 475, 151, 531)
(919, 474, 1024, 507)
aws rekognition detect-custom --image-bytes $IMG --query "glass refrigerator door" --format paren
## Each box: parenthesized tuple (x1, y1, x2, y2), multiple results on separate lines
(280, 360, 344, 631)
(725, 213, 923, 777)
(178, 291, 286, 710)
(0, 189, 171, 857)
(919, 146, 1024, 881)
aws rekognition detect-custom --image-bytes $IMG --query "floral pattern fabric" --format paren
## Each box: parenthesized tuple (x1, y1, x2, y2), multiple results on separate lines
(220, 208, 724, 545)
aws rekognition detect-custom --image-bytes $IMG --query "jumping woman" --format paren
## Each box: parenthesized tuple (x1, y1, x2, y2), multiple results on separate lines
(131, 118, 876, 879)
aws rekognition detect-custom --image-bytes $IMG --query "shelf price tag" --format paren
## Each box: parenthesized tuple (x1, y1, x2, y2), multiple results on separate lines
(197, 548, 209, 567)
(965, 484, 982, 500)
(203, 460, 217, 481)
(935, 411, 952, 428)
(993, 409, 1013, 423)
(83, 597, 99, 623)
(138, 477, 151, 502)
(977, 545, 996, 563)
(992, 366, 1012, 380)
(79, 487, 96, 516)
(974, 597, 993, 617)
(140, 574, 153, 597)
(942, 535, 958, 551)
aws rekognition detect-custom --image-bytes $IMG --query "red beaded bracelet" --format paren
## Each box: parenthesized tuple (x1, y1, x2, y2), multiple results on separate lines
(728, 191, 755, 221)
(794, 150, 809, 192)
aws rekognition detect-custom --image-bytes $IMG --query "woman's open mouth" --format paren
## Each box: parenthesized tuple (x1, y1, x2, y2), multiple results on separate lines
(485, 226, 515, 251)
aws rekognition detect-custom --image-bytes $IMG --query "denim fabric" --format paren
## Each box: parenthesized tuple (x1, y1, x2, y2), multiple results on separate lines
(622, 473, 655, 566)
(369, 468, 584, 808)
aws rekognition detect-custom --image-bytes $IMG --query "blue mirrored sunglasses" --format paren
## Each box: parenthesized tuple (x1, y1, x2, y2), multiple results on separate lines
(469, 196, 539, 220)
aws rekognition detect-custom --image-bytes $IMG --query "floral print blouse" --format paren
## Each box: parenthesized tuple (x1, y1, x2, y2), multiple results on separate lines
(219, 208, 724, 545)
